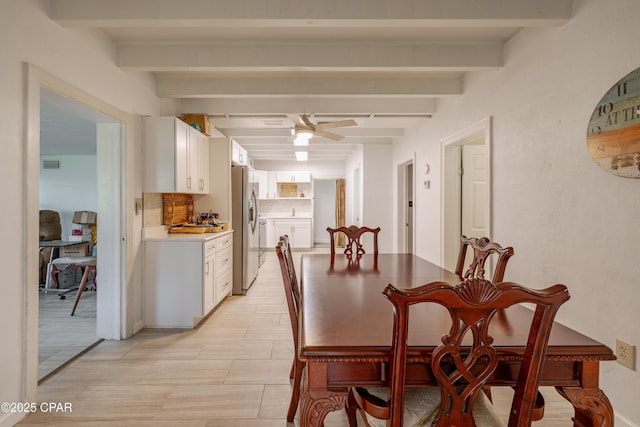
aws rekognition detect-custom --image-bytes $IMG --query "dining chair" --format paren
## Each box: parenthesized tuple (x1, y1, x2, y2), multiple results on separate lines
(327, 225, 381, 256)
(455, 235, 514, 283)
(279, 235, 298, 291)
(275, 238, 303, 422)
(348, 277, 569, 427)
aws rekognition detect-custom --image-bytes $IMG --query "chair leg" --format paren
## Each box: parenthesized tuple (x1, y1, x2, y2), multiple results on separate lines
(289, 358, 295, 380)
(287, 359, 304, 422)
(71, 266, 93, 316)
(346, 388, 358, 427)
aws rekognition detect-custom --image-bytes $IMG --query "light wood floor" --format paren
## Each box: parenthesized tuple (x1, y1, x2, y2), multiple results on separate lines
(20, 249, 575, 426)
(38, 283, 98, 382)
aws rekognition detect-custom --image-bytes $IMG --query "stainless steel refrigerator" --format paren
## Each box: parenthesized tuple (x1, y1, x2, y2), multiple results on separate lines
(231, 165, 259, 295)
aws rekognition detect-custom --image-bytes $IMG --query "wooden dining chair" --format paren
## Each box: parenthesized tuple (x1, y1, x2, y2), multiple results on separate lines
(349, 277, 569, 427)
(327, 225, 381, 256)
(275, 238, 303, 422)
(455, 235, 515, 283)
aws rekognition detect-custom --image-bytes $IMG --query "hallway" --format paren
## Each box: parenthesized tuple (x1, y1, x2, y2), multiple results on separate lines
(19, 249, 574, 426)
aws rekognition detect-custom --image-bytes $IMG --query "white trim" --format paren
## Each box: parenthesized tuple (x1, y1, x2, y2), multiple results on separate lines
(396, 154, 416, 253)
(24, 64, 133, 405)
(440, 117, 492, 269)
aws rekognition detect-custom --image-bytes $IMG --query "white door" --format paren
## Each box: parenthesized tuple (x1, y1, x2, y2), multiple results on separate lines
(461, 144, 486, 238)
(441, 118, 491, 272)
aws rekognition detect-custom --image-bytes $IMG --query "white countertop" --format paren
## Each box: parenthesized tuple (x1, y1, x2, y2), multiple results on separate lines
(143, 226, 234, 241)
(259, 215, 312, 219)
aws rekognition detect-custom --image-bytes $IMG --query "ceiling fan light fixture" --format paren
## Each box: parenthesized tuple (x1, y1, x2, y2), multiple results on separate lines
(295, 129, 313, 140)
(295, 151, 308, 161)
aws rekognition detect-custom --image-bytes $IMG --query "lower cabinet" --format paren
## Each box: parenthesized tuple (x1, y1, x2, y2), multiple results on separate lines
(273, 218, 312, 248)
(143, 231, 233, 328)
(214, 233, 233, 305)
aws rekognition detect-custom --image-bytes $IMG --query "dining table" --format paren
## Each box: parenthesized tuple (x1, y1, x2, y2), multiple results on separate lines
(298, 253, 616, 427)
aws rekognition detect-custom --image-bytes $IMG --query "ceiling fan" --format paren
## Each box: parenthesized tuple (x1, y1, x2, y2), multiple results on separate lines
(288, 114, 357, 142)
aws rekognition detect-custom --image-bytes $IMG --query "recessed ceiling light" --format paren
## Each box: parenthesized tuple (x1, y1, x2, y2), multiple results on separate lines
(295, 151, 308, 161)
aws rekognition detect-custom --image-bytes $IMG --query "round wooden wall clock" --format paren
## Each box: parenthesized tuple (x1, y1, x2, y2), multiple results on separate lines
(587, 67, 640, 178)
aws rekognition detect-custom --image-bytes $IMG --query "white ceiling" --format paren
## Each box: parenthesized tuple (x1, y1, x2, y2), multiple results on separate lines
(45, 0, 575, 162)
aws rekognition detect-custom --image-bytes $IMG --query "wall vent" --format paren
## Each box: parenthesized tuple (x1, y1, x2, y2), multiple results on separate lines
(42, 160, 60, 169)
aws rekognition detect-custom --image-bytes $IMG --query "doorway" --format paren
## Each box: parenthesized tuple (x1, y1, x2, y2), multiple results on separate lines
(313, 179, 336, 245)
(397, 157, 415, 254)
(39, 89, 103, 381)
(441, 118, 492, 272)
(25, 65, 130, 396)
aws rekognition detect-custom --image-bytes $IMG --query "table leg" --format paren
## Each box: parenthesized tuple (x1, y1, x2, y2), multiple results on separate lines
(299, 367, 348, 427)
(555, 386, 614, 427)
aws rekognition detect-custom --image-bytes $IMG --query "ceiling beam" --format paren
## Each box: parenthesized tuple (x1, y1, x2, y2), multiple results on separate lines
(221, 127, 403, 138)
(157, 75, 462, 97)
(50, 0, 574, 27)
(118, 42, 503, 72)
(181, 97, 438, 115)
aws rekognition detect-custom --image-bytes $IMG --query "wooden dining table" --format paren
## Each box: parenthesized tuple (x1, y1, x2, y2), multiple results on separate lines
(298, 253, 616, 427)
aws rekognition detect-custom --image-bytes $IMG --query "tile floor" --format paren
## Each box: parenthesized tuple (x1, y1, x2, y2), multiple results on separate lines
(19, 249, 575, 426)
(38, 284, 98, 382)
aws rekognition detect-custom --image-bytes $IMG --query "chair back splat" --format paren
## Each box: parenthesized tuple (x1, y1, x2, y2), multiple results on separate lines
(351, 277, 570, 427)
(327, 225, 380, 256)
(455, 235, 514, 283)
(275, 236, 303, 422)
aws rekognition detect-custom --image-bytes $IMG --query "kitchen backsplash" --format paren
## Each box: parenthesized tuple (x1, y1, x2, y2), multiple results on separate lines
(143, 193, 164, 227)
(259, 198, 312, 217)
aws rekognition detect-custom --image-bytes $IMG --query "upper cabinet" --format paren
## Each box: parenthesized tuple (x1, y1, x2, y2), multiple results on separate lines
(231, 139, 248, 166)
(276, 171, 311, 183)
(144, 116, 210, 194)
(257, 170, 278, 199)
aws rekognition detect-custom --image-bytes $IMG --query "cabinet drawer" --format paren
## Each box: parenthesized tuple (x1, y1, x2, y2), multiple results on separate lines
(204, 240, 216, 257)
(216, 234, 232, 251)
(216, 268, 233, 303)
(215, 246, 232, 273)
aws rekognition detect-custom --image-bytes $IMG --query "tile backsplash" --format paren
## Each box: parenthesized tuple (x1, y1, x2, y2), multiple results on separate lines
(143, 193, 163, 227)
(259, 198, 312, 217)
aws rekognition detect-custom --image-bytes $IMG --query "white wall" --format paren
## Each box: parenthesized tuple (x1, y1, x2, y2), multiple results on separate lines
(0, 1, 162, 425)
(362, 143, 393, 253)
(392, 0, 640, 424)
(252, 159, 346, 179)
(40, 154, 97, 239)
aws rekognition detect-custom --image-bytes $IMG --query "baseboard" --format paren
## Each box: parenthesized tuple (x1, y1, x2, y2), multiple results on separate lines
(616, 413, 639, 427)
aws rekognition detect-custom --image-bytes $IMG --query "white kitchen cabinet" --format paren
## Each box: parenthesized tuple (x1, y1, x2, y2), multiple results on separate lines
(195, 131, 210, 193)
(231, 139, 248, 166)
(257, 170, 268, 199)
(273, 218, 312, 248)
(257, 170, 278, 199)
(276, 171, 311, 183)
(143, 231, 233, 328)
(203, 240, 216, 315)
(265, 218, 276, 248)
(144, 116, 210, 194)
(214, 233, 233, 305)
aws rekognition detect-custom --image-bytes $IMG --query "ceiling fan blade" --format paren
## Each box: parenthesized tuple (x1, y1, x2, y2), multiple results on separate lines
(315, 119, 357, 130)
(314, 130, 344, 141)
(287, 114, 307, 128)
(301, 115, 315, 128)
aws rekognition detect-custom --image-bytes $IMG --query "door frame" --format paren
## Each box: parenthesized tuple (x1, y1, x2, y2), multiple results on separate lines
(396, 155, 416, 253)
(440, 117, 492, 271)
(24, 64, 133, 400)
